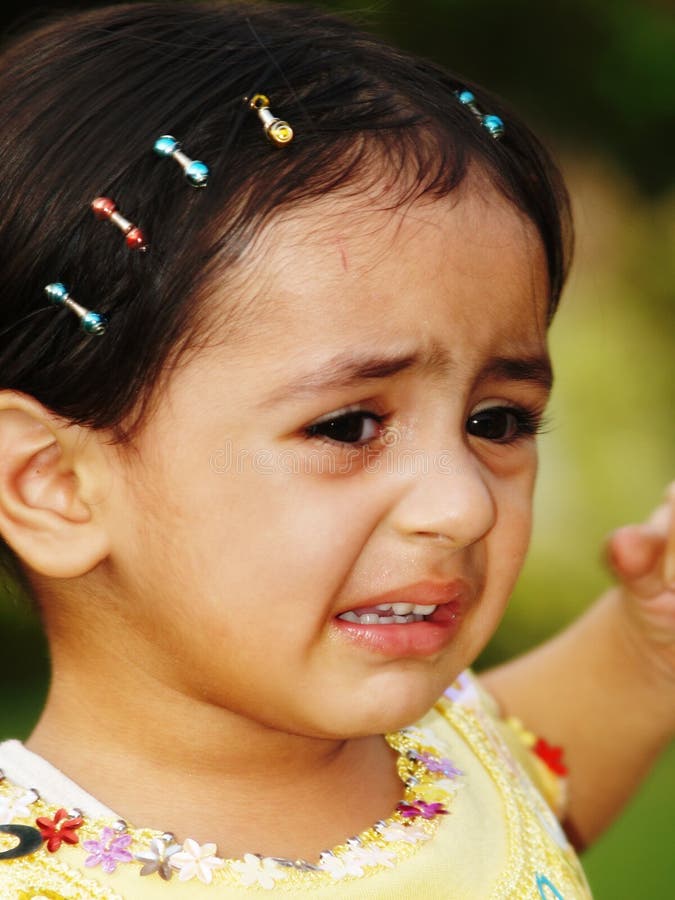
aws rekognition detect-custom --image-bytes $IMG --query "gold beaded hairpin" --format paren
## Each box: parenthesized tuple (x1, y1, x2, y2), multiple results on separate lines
(246, 93, 294, 146)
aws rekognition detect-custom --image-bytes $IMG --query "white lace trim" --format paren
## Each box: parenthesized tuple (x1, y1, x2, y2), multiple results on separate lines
(0, 739, 118, 818)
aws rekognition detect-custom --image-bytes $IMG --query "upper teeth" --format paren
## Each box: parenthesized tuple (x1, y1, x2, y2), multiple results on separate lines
(377, 602, 437, 615)
(338, 603, 438, 625)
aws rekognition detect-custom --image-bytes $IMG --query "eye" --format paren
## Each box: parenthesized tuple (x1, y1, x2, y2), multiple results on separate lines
(466, 405, 544, 444)
(304, 407, 388, 446)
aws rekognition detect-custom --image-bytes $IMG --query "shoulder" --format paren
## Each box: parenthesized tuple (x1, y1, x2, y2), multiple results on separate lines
(0, 744, 130, 898)
(406, 672, 592, 898)
(421, 670, 569, 819)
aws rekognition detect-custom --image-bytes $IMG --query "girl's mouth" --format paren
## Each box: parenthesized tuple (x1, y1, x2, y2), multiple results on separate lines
(333, 597, 464, 657)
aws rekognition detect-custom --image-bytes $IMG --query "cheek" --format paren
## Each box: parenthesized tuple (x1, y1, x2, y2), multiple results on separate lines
(488, 465, 537, 592)
(458, 474, 535, 663)
(142, 460, 381, 615)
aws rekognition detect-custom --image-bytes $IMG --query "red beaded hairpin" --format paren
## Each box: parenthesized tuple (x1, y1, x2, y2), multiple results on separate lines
(91, 197, 148, 252)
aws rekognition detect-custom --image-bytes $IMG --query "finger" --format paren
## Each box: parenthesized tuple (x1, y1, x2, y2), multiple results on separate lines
(606, 525, 663, 581)
(605, 484, 675, 586)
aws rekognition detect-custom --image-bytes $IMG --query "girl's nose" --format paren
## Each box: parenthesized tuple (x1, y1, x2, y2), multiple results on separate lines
(389, 448, 496, 550)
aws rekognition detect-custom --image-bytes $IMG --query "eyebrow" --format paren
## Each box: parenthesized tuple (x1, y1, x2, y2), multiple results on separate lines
(258, 344, 552, 409)
(258, 348, 447, 409)
(478, 356, 554, 392)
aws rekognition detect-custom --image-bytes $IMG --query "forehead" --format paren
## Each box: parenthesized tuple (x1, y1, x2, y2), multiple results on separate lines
(220, 176, 550, 365)
(131, 178, 552, 451)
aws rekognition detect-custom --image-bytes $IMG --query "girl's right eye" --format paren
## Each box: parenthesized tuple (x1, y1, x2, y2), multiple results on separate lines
(304, 408, 388, 446)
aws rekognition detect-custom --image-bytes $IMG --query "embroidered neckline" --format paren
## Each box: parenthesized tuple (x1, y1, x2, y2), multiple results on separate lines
(0, 724, 464, 889)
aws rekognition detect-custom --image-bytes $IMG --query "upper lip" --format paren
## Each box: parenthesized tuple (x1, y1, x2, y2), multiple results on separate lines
(337, 579, 470, 615)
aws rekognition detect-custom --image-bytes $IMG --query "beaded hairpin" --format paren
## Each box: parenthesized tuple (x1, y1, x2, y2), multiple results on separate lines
(153, 135, 210, 187)
(455, 89, 505, 139)
(246, 94, 294, 146)
(44, 283, 108, 336)
(91, 197, 148, 252)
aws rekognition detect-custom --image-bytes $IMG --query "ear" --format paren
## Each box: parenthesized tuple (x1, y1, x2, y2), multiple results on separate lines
(0, 391, 111, 578)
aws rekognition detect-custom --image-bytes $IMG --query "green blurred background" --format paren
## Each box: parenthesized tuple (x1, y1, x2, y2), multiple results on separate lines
(1, 0, 673, 895)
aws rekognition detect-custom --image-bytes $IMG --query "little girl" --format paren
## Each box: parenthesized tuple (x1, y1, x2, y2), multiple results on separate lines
(0, 3, 672, 898)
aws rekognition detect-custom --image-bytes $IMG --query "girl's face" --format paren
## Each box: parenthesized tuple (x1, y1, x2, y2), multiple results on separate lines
(103, 174, 552, 738)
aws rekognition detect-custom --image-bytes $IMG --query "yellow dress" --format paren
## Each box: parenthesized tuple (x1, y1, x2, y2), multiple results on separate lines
(0, 671, 592, 899)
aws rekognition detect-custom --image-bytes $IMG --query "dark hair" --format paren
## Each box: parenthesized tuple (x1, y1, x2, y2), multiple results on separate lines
(0, 0, 572, 441)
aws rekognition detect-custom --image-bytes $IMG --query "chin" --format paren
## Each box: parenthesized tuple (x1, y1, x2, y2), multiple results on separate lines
(318, 669, 456, 738)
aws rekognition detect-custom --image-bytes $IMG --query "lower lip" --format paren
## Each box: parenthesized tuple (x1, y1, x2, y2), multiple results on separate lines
(332, 602, 463, 658)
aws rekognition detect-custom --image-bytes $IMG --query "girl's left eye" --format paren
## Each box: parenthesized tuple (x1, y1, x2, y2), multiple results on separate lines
(304, 408, 387, 445)
(466, 405, 544, 444)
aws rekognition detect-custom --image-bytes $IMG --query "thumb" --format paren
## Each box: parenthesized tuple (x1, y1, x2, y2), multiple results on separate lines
(606, 525, 662, 584)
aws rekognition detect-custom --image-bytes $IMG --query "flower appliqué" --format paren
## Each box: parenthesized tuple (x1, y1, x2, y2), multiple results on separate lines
(82, 826, 133, 873)
(345, 844, 396, 871)
(317, 851, 355, 881)
(397, 800, 448, 820)
(169, 838, 225, 884)
(135, 834, 182, 880)
(230, 853, 289, 889)
(0, 788, 39, 824)
(533, 739, 568, 776)
(377, 820, 430, 844)
(35, 808, 84, 853)
(416, 752, 463, 779)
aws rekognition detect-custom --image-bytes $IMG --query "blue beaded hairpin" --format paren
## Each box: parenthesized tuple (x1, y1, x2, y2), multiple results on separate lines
(44, 282, 108, 336)
(455, 89, 505, 139)
(153, 135, 210, 187)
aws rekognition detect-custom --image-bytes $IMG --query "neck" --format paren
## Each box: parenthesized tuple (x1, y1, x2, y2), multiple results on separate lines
(26, 626, 402, 860)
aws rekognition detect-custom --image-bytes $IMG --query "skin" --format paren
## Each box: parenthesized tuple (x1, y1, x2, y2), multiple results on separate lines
(15, 176, 554, 859)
